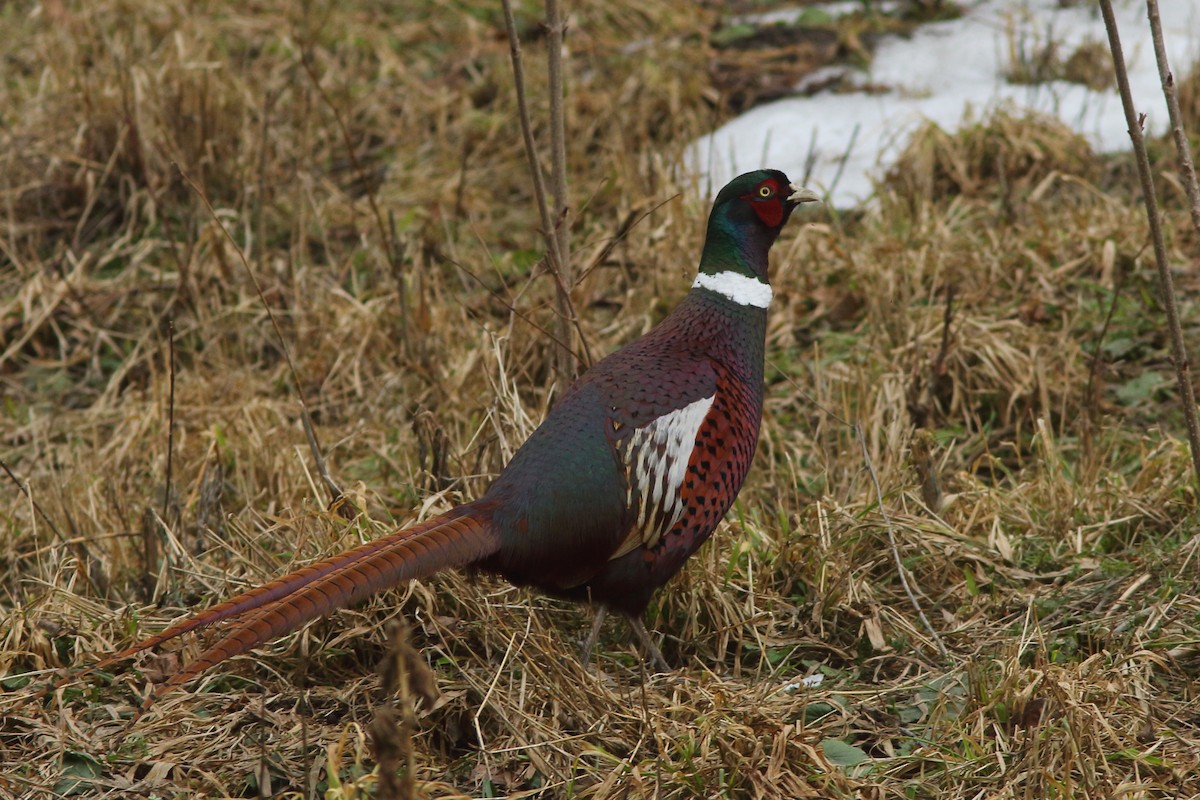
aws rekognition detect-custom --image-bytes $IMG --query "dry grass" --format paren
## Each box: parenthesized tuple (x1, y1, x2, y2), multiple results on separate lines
(2, 1, 1200, 798)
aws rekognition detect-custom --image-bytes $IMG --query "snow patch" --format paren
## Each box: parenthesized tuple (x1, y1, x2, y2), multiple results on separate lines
(693, 0, 1200, 206)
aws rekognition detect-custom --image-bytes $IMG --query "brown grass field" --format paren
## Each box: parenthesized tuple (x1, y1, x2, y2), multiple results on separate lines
(3, 1, 1200, 797)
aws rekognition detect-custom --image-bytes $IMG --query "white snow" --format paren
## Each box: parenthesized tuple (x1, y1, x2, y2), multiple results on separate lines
(730, 1, 902, 28)
(778, 672, 825, 692)
(691, 0, 1200, 206)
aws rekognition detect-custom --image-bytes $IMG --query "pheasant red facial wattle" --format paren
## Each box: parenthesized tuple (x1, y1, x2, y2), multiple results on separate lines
(60, 170, 819, 703)
(744, 176, 790, 227)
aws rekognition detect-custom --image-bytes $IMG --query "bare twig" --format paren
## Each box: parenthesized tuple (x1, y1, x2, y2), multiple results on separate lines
(375, 622, 439, 800)
(1146, 0, 1200, 238)
(1099, 0, 1200, 491)
(1, 460, 68, 549)
(177, 166, 345, 505)
(386, 209, 412, 356)
(825, 121, 860, 204)
(446, 253, 588, 365)
(300, 702, 313, 800)
(497, 2, 562, 272)
(910, 429, 943, 513)
(575, 193, 678, 283)
(1084, 261, 1126, 435)
(163, 318, 176, 522)
(499, 0, 580, 380)
(906, 285, 955, 429)
(545, 0, 574, 380)
(255, 694, 270, 798)
(141, 318, 176, 600)
(254, 88, 279, 277)
(933, 285, 955, 379)
(801, 125, 818, 187)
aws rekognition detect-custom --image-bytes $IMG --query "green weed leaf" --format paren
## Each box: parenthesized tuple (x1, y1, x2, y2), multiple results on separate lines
(821, 738, 869, 767)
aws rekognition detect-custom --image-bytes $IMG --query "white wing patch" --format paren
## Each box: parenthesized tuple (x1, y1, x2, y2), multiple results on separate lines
(613, 394, 715, 558)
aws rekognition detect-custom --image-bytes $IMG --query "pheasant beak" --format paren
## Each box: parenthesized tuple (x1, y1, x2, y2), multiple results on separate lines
(786, 184, 822, 205)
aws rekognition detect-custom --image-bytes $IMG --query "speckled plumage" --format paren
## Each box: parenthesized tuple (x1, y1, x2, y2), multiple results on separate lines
(73, 170, 815, 700)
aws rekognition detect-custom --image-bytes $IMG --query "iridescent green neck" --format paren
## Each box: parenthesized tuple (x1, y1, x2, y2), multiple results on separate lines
(697, 205, 777, 283)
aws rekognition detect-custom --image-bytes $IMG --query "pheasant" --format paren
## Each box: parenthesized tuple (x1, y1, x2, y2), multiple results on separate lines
(65, 170, 818, 701)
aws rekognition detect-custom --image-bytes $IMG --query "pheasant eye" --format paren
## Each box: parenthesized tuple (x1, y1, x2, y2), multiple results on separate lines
(758, 185, 773, 198)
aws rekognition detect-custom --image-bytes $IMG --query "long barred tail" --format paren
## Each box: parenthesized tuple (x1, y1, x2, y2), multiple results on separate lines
(146, 510, 499, 703)
(47, 507, 500, 704)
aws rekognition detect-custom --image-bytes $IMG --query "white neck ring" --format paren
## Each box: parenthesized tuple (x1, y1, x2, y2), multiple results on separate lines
(692, 271, 773, 308)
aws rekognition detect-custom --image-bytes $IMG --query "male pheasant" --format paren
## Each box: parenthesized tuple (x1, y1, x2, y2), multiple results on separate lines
(72, 170, 818, 700)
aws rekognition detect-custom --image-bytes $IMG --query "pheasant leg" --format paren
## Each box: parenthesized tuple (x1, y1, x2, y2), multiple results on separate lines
(580, 606, 608, 665)
(628, 615, 670, 673)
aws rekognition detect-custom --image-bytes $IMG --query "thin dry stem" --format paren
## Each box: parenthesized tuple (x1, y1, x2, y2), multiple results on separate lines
(1146, 0, 1200, 239)
(162, 319, 176, 522)
(1, 460, 68, 550)
(1100, 0, 1200, 491)
(500, 0, 580, 381)
(546, 0, 574, 380)
(446, 252, 585, 363)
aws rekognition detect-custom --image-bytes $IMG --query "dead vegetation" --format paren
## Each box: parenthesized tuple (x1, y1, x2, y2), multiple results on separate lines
(2, 1, 1199, 798)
